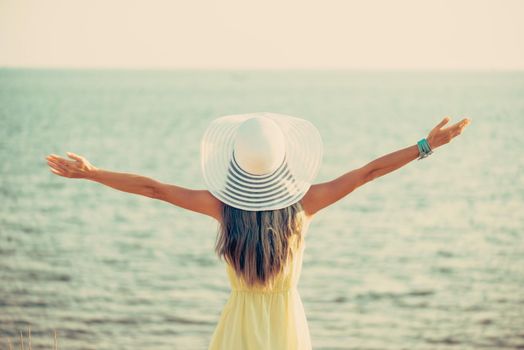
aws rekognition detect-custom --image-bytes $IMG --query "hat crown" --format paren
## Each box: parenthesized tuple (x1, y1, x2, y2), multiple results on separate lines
(200, 112, 323, 211)
(233, 116, 285, 175)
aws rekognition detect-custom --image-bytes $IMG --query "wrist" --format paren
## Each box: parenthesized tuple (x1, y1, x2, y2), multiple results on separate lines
(87, 167, 101, 181)
(426, 136, 438, 150)
(417, 138, 434, 160)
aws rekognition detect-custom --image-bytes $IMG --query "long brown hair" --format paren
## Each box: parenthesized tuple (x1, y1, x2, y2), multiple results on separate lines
(215, 201, 305, 288)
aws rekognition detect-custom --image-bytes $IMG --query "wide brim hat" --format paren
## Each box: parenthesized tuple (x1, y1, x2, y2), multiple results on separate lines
(200, 112, 323, 211)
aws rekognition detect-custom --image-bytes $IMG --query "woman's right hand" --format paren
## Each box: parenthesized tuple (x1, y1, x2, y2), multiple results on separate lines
(427, 116, 472, 149)
(46, 152, 98, 179)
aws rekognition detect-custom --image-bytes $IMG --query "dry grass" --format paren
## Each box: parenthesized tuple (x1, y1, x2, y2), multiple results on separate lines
(0, 328, 58, 350)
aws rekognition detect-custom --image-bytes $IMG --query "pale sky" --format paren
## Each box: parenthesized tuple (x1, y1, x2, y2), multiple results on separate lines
(1, 0, 523, 69)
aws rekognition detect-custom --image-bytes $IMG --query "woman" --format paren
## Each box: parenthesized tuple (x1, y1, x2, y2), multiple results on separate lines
(45, 112, 471, 349)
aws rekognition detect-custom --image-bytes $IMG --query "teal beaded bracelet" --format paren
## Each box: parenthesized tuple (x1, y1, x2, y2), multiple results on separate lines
(417, 138, 433, 160)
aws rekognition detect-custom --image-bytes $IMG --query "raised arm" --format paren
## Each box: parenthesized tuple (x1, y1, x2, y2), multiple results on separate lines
(301, 116, 472, 217)
(45, 152, 222, 221)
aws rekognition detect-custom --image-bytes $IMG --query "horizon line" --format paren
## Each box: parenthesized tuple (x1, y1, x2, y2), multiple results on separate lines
(1, 65, 524, 72)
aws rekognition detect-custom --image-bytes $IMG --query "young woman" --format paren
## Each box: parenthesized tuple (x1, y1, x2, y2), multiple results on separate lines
(46, 112, 471, 350)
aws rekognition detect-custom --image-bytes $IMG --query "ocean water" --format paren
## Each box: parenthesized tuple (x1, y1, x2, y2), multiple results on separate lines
(1, 69, 523, 349)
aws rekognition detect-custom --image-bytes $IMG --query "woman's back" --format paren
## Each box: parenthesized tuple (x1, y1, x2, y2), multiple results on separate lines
(208, 217, 312, 350)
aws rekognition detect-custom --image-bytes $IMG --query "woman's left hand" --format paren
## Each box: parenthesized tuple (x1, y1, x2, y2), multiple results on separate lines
(427, 116, 472, 149)
(45, 152, 98, 179)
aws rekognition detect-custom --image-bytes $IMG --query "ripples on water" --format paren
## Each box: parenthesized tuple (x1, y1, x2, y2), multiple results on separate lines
(1, 69, 523, 349)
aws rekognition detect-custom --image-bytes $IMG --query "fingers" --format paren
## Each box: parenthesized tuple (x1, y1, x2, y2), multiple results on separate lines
(46, 155, 71, 167)
(436, 116, 451, 130)
(47, 154, 67, 163)
(435, 116, 471, 134)
(462, 117, 472, 126)
(45, 153, 84, 178)
(67, 152, 84, 162)
(453, 117, 471, 128)
(47, 158, 69, 173)
(45, 153, 72, 177)
(49, 167, 67, 177)
(447, 117, 472, 140)
(47, 162, 67, 177)
(46, 153, 81, 161)
(452, 117, 472, 135)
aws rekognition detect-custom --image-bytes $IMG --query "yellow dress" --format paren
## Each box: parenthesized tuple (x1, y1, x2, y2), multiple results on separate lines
(208, 217, 312, 350)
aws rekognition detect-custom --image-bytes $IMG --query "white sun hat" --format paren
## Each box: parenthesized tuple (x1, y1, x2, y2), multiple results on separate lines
(200, 112, 323, 211)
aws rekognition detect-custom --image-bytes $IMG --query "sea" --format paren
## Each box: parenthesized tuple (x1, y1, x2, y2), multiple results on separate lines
(1, 69, 523, 349)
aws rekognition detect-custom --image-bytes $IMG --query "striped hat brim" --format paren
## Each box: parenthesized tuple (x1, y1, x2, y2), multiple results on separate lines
(200, 112, 323, 211)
